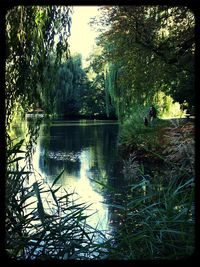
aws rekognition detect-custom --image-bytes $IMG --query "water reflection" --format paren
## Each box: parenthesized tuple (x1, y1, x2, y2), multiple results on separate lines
(32, 120, 124, 232)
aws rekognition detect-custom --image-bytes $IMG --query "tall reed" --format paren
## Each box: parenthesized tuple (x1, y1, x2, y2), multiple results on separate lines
(6, 140, 108, 260)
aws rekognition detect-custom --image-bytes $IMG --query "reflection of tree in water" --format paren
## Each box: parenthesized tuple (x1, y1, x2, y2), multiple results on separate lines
(40, 156, 81, 179)
(35, 121, 128, 238)
(38, 122, 125, 191)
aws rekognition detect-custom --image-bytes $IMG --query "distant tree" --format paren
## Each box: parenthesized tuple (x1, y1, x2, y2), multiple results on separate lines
(51, 51, 113, 119)
(86, 48, 117, 118)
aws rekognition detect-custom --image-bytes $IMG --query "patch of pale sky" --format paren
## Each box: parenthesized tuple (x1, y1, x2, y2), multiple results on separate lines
(68, 6, 100, 67)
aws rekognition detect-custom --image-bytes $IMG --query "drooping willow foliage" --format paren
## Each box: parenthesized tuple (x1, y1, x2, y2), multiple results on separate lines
(85, 47, 117, 119)
(50, 51, 111, 119)
(5, 6, 72, 141)
(92, 5, 195, 121)
(104, 63, 121, 119)
(50, 54, 86, 117)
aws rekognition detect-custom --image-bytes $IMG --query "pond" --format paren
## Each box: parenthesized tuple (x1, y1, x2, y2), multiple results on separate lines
(28, 119, 126, 238)
(9, 118, 195, 259)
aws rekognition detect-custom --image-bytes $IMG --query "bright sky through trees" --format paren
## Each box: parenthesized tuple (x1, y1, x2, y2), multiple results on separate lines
(68, 6, 100, 67)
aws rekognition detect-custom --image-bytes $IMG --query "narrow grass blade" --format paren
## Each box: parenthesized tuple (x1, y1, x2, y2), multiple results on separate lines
(51, 170, 64, 187)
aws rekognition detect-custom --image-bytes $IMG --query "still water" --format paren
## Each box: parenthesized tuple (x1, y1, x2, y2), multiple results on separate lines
(30, 120, 125, 235)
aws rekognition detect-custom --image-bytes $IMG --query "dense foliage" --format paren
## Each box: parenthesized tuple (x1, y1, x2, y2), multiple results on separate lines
(6, 6, 72, 130)
(5, 5, 195, 260)
(44, 51, 116, 119)
(90, 6, 195, 120)
(84, 48, 116, 118)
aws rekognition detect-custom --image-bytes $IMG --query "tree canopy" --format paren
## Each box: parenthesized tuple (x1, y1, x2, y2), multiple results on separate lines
(90, 6, 195, 119)
(5, 5, 195, 124)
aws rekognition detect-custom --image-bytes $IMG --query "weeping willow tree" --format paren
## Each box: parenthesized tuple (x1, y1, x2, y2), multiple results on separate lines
(6, 6, 72, 134)
(91, 5, 195, 121)
(104, 63, 121, 119)
(5, 7, 73, 198)
(46, 53, 87, 117)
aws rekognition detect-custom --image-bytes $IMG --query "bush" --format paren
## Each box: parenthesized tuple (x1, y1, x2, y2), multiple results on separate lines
(119, 115, 170, 152)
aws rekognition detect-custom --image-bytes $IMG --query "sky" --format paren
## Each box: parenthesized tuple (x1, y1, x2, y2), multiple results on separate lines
(68, 6, 100, 67)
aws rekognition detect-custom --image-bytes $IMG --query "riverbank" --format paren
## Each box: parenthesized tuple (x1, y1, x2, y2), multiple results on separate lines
(52, 114, 118, 120)
(119, 118, 194, 172)
(6, 116, 195, 259)
(106, 118, 195, 259)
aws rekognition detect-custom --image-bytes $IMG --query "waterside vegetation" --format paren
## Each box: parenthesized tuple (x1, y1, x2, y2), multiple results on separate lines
(5, 5, 195, 260)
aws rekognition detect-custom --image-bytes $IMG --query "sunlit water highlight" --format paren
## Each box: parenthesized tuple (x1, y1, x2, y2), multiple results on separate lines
(22, 120, 123, 244)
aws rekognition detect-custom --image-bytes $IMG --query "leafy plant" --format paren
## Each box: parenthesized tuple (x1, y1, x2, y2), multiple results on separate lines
(91, 6, 195, 120)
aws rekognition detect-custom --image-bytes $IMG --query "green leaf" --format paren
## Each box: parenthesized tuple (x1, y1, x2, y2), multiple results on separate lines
(51, 169, 64, 187)
(107, 203, 126, 210)
(33, 182, 46, 224)
(89, 178, 117, 192)
(8, 156, 24, 164)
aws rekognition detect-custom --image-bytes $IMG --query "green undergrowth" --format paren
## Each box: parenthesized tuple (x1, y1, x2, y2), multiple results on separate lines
(106, 174, 195, 259)
(119, 116, 189, 156)
(91, 146, 195, 259)
(105, 115, 195, 259)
